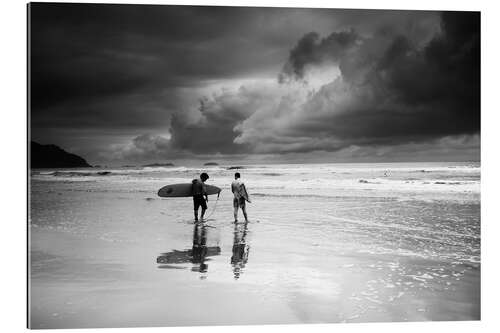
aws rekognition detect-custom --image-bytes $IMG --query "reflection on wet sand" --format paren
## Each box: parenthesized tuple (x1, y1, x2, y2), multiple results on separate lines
(231, 221, 250, 279)
(157, 223, 221, 274)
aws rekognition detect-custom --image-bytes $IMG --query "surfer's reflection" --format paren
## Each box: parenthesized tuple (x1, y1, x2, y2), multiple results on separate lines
(191, 223, 210, 272)
(231, 221, 250, 279)
(157, 223, 221, 274)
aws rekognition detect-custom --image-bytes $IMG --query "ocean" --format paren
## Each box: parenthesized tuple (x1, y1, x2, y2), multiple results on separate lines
(29, 162, 480, 328)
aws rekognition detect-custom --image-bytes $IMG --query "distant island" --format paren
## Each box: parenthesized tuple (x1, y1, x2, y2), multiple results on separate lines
(204, 162, 219, 166)
(142, 163, 175, 167)
(30, 141, 92, 168)
(227, 166, 245, 170)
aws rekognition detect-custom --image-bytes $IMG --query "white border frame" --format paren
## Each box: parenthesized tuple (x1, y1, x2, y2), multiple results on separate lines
(2, 0, 498, 332)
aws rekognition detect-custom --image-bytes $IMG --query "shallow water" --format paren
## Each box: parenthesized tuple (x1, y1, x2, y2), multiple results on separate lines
(29, 162, 480, 328)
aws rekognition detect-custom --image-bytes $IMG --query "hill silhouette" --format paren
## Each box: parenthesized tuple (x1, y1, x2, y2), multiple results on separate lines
(30, 141, 91, 168)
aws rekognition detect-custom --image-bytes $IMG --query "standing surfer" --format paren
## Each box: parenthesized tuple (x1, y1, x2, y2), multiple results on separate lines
(231, 172, 250, 223)
(192, 172, 209, 222)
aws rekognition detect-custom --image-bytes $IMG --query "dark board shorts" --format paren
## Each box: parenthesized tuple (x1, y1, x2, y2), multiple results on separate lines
(233, 197, 246, 209)
(193, 195, 207, 210)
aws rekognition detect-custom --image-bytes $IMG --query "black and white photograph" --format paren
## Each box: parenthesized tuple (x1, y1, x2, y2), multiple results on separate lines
(28, 1, 480, 329)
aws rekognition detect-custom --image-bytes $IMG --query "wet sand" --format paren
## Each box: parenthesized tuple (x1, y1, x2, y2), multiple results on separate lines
(29, 163, 480, 328)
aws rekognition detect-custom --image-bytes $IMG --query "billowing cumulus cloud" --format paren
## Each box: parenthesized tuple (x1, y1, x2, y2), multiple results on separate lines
(102, 134, 173, 162)
(167, 11, 479, 157)
(169, 81, 284, 154)
(278, 29, 360, 83)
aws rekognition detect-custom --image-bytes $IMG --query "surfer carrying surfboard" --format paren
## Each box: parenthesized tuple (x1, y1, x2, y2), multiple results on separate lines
(192, 172, 209, 222)
(231, 172, 250, 223)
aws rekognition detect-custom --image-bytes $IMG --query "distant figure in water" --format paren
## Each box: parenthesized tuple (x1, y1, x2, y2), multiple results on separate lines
(192, 172, 209, 222)
(231, 172, 250, 223)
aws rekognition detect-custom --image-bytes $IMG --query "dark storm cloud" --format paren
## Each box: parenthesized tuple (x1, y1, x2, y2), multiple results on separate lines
(30, 3, 332, 109)
(234, 10, 480, 153)
(167, 11, 479, 157)
(279, 29, 360, 82)
(29, 4, 217, 108)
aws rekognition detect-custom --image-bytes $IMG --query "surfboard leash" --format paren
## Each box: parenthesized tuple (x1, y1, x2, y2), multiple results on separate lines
(204, 190, 221, 219)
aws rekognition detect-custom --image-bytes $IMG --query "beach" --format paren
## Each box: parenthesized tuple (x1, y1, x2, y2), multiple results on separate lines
(28, 162, 480, 328)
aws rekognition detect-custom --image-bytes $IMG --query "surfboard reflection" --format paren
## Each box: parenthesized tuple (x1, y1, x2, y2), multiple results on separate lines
(231, 221, 250, 280)
(157, 223, 221, 274)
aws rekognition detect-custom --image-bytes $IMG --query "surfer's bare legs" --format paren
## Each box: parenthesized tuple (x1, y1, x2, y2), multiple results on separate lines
(234, 206, 248, 223)
(234, 206, 238, 222)
(194, 208, 207, 222)
(193, 194, 208, 222)
(241, 206, 248, 222)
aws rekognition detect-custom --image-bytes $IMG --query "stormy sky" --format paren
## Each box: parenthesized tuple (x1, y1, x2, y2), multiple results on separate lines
(29, 3, 480, 165)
